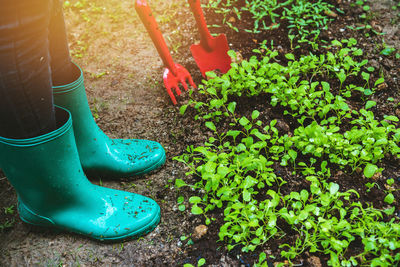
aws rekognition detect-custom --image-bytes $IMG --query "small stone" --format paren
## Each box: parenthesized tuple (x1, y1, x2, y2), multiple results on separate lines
(372, 172, 382, 180)
(371, 21, 382, 32)
(275, 120, 290, 133)
(334, 170, 345, 179)
(232, 51, 243, 64)
(192, 224, 208, 240)
(307, 256, 322, 267)
(324, 10, 338, 18)
(228, 17, 236, 23)
(369, 59, 380, 69)
(376, 82, 388, 91)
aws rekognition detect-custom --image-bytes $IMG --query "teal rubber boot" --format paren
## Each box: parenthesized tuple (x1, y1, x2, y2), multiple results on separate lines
(53, 63, 166, 178)
(0, 107, 160, 241)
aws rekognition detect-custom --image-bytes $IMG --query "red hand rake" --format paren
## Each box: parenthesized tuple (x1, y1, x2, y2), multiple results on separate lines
(135, 0, 196, 105)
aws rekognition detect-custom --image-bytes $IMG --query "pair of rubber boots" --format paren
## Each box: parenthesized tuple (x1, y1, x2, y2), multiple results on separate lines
(0, 64, 165, 241)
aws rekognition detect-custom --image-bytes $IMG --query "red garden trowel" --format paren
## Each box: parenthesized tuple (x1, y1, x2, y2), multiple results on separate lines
(188, 0, 231, 77)
(135, 0, 196, 105)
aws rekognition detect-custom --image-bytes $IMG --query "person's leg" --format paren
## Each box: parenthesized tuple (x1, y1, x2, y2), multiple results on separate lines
(0, 1, 161, 240)
(0, 0, 56, 139)
(48, 0, 166, 178)
(48, 0, 77, 86)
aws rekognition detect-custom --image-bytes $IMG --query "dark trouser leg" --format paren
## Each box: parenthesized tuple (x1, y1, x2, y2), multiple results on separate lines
(48, 0, 77, 86)
(0, 0, 55, 139)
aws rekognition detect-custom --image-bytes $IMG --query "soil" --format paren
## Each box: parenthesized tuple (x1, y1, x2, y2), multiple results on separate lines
(0, 0, 399, 266)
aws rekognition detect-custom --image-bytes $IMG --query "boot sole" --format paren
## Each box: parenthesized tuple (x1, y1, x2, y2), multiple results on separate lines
(19, 200, 161, 241)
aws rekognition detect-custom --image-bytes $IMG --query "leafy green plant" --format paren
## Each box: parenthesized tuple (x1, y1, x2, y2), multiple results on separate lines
(183, 39, 374, 124)
(177, 196, 186, 211)
(175, 38, 400, 266)
(0, 205, 15, 231)
(282, 0, 334, 49)
(176, 114, 400, 265)
(206, 0, 336, 49)
(183, 257, 206, 267)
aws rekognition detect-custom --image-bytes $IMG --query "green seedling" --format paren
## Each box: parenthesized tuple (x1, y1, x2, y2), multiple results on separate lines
(183, 257, 206, 267)
(4, 205, 14, 215)
(177, 196, 186, 211)
(206, 0, 336, 49)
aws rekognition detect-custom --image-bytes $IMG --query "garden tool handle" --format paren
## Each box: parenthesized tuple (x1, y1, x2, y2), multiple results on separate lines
(135, 0, 177, 75)
(188, 0, 213, 51)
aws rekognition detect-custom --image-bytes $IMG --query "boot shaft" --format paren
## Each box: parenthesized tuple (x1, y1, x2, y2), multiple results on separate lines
(52, 63, 105, 145)
(0, 107, 92, 211)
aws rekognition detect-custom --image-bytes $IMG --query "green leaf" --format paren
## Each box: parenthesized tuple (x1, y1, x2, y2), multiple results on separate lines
(288, 150, 297, 161)
(227, 102, 237, 114)
(321, 81, 330, 91)
(384, 115, 399, 122)
(384, 206, 395, 215)
(365, 101, 376, 109)
(337, 70, 346, 84)
(364, 164, 378, 178)
(178, 204, 186, 211)
(239, 116, 250, 126)
(332, 40, 342, 47)
(380, 47, 395, 56)
(226, 130, 241, 139)
(259, 252, 267, 263)
(285, 53, 295, 60)
(374, 77, 385, 86)
(189, 196, 201, 204)
(244, 176, 258, 189)
(329, 182, 340, 195)
(177, 196, 184, 204)
(175, 179, 187, 188)
(251, 110, 260, 120)
(205, 121, 217, 132)
(361, 71, 370, 82)
(300, 190, 309, 202)
(191, 205, 204, 215)
(198, 258, 206, 267)
(205, 71, 217, 79)
(243, 190, 251, 202)
(227, 50, 237, 60)
(206, 86, 217, 95)
(180, 104, 188, 115)
(384, 193, 395, 204)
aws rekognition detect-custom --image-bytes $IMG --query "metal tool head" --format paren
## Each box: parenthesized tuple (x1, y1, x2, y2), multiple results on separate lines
(190, 34, 231, 77)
